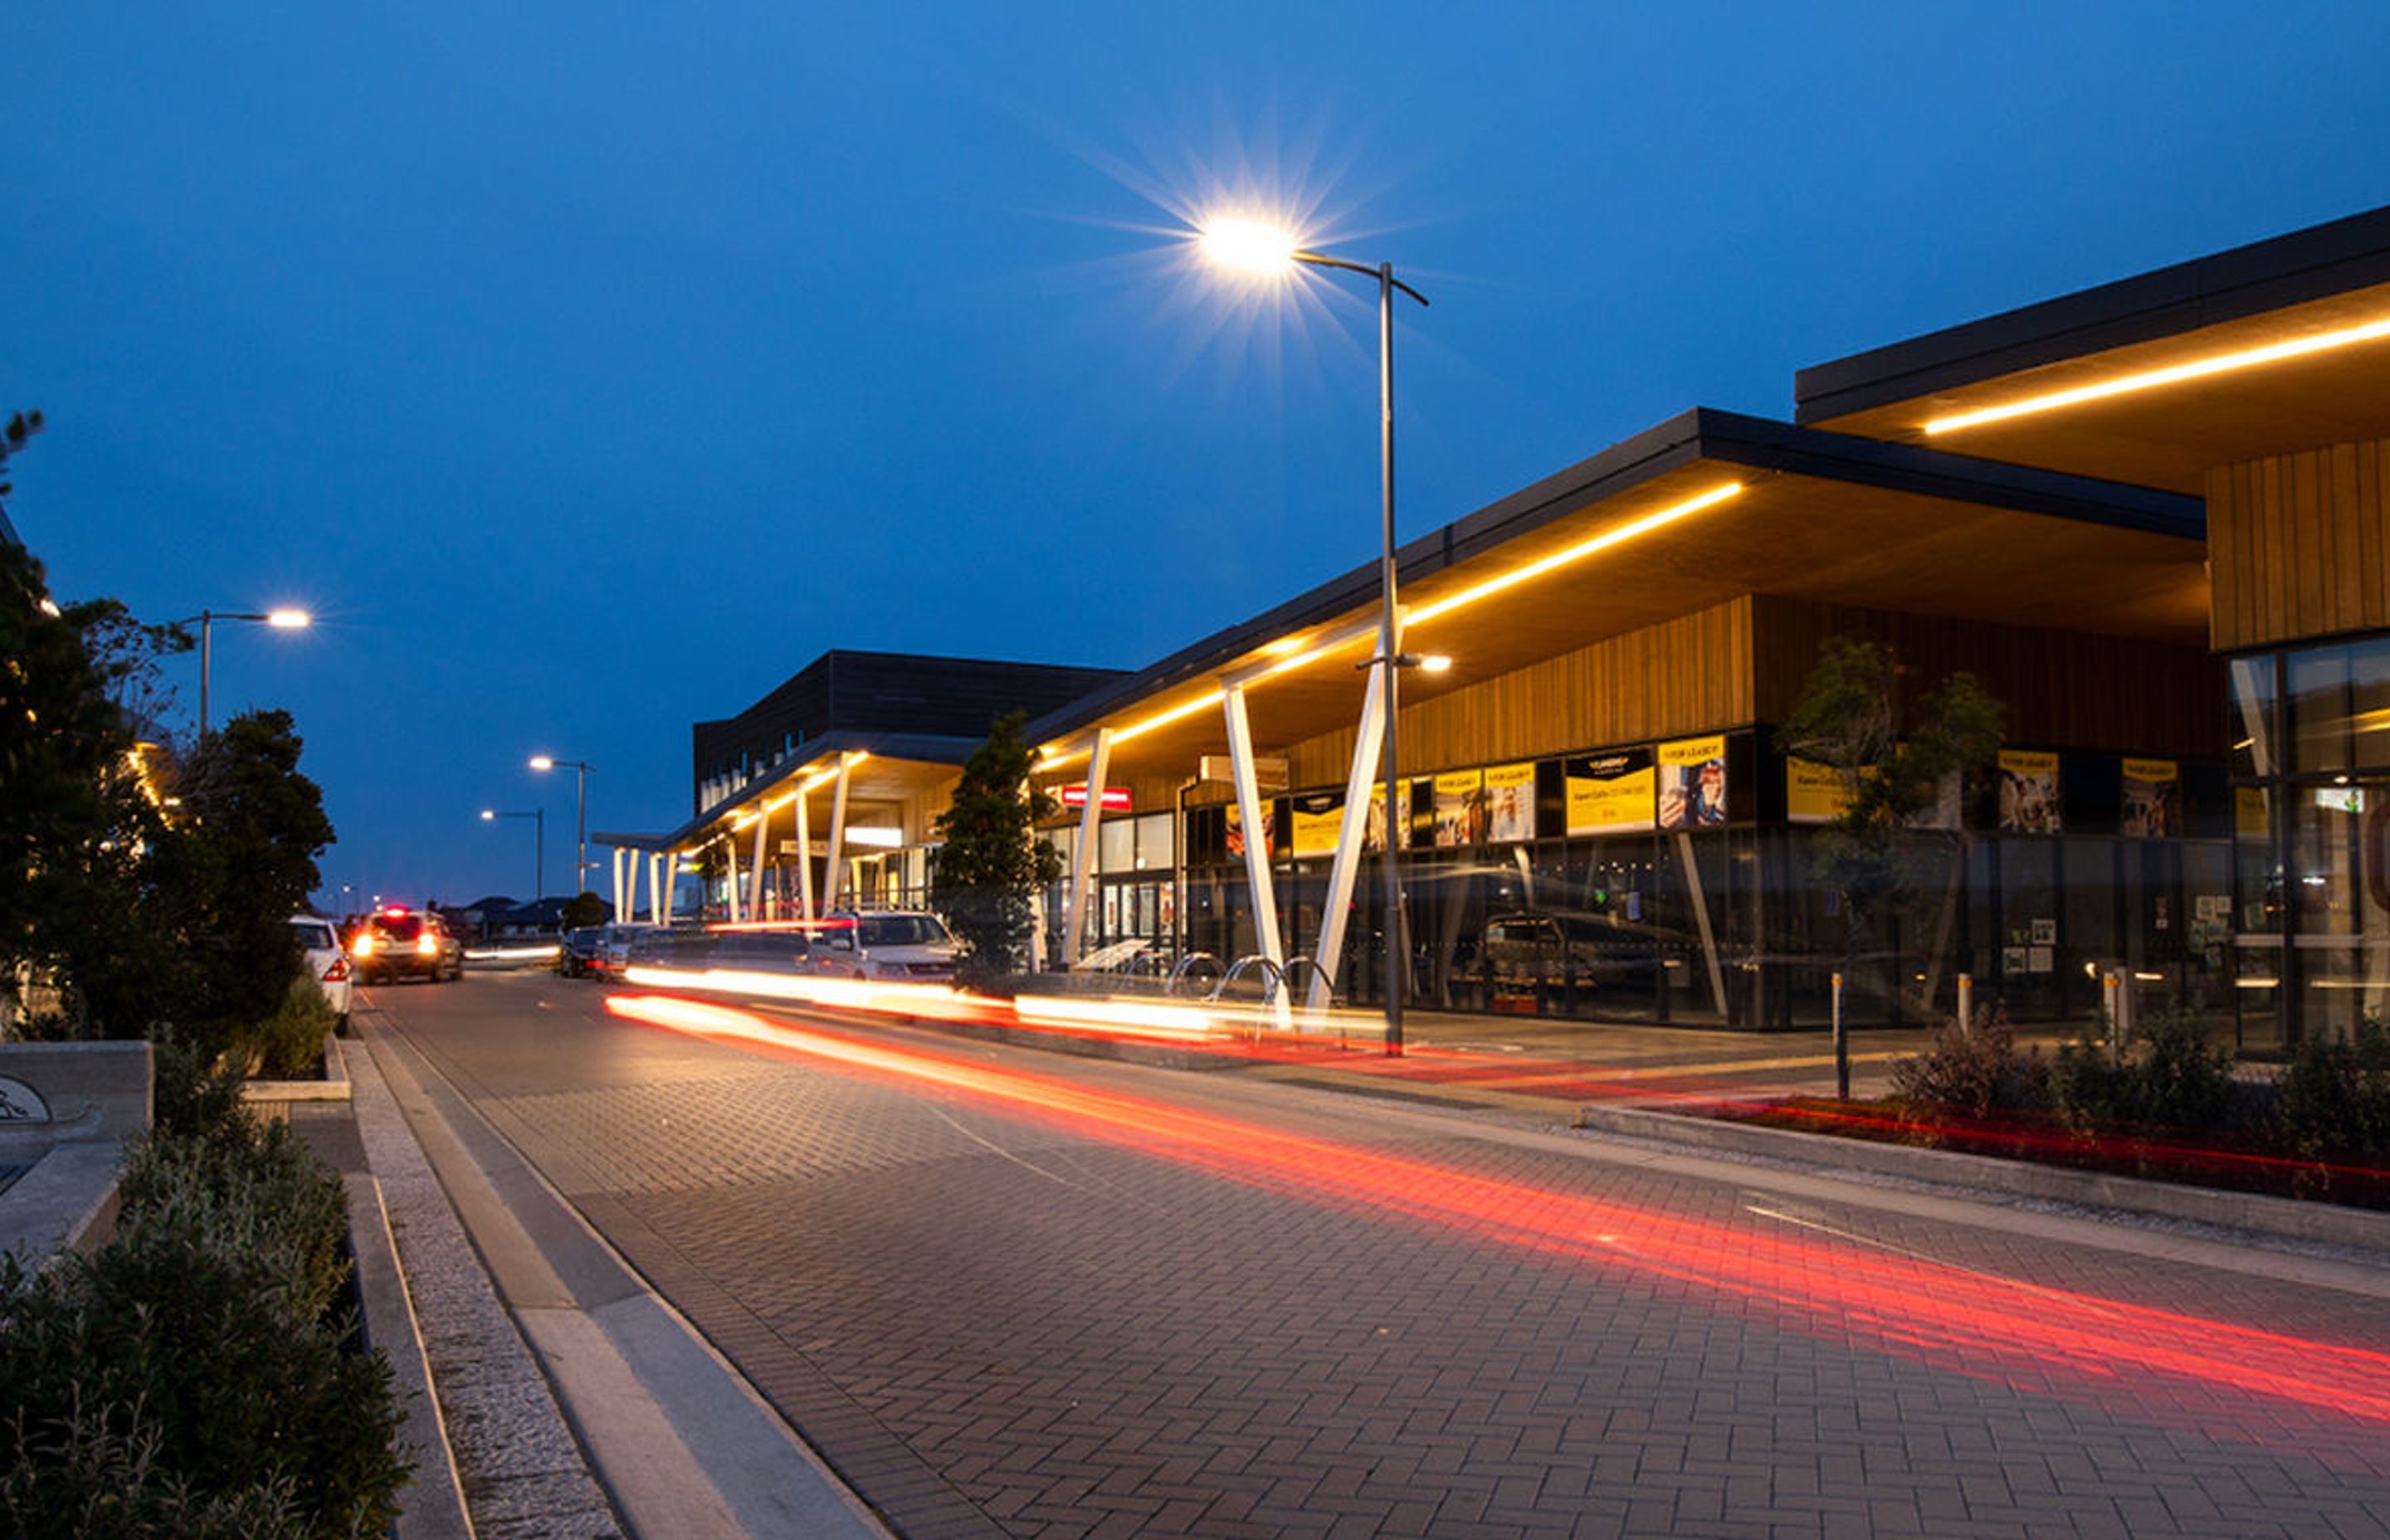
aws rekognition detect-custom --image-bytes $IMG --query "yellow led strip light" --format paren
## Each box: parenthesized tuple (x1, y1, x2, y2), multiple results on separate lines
(1925, 315, 2390, 436)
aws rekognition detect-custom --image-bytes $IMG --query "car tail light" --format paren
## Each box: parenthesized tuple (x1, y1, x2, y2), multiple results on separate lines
(416, 933, 440, 958)
(353, 933, 378, 958)
(323, 956, 350, 982)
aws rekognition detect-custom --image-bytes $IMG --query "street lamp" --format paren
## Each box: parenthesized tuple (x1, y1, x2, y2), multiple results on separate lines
(183, 607, 310, 737)
(1198, 216, 1429, 1054)
(529, 756, 592, 897)
(480, 809, 545, 901)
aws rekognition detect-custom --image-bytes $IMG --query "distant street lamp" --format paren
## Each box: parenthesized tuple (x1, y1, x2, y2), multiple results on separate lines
(182, 607, 310, 738)
(1197, 216, 1428, 1054)
(480, 808, 545, 901)
(529, 756, 593, 896)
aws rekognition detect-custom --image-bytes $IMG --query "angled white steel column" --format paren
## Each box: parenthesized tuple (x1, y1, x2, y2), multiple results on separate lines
(819, 755, 853, 913)
(723, 837, 743, 924)
(661, 854, 680, 924)
(793, 787, 817, 921)
(611, 848, 627, 923)
(1222, 684, 1285, 969)
(748, 810, 769, 919)
(647, 852, 664, 924)
(1307, 659, 1392, 1011)
(1061, 728, 1114, 965)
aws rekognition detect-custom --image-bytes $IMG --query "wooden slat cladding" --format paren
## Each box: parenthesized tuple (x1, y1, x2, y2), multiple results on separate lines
(1753, 596, 2226, 758)
(2210, 436, 2390, 651)
(1281, 598, 1757, 788)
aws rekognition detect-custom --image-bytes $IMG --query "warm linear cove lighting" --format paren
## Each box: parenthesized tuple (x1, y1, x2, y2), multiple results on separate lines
(1041, 482, 1744, 761)
(1407, 481, 1744, 625)
(1926, 314, 2390, 435)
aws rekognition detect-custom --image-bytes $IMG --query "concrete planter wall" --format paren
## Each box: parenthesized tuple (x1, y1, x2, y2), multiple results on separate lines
(240, 1035, 353, 1124)
(0, 1040, 153, 1263)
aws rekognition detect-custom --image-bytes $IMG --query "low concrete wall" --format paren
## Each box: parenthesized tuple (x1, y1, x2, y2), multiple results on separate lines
(241, 1035, 353, 1124)
(0, 1040, 153, 1263)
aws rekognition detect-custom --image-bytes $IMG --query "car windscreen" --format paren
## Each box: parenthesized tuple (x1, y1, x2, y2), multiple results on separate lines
(855, 915, 949, 948)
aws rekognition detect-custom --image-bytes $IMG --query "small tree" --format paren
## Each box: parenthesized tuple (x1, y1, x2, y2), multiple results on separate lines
(929, 712, 1061, 989)
(560, 890, 610, 930)
(1777, 636, 2002, 1094)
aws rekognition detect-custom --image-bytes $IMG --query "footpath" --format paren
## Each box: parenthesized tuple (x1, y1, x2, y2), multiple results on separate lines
(314, 982, 2390, 1538)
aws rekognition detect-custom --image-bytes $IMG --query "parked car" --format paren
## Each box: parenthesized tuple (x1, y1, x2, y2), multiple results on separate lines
(289, 914, 353, 1031)
(558, 927, 605, 979)
(349, 907, 465, 986)
(805, 910, 962, 982)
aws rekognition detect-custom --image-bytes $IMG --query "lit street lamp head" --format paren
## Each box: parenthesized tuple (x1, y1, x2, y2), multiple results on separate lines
(1199, 216, 1301, 276)
(529, 755, 555, 772)
(266, 608, 310, 629)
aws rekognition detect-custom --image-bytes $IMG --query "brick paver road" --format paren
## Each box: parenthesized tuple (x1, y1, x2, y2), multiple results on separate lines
(377, 974, 2390, 1539)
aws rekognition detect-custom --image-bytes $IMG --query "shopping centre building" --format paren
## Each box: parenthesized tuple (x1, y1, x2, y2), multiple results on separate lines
(628, 200, 2390, 1050)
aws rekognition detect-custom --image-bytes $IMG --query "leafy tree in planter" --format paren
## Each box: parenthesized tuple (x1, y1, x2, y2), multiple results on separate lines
(929, 711, 1061, 990)
(1776, 635, 2002, 1094)
(561, 889, 611, 930)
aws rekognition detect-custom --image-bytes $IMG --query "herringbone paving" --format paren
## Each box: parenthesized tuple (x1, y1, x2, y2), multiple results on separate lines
(394, 978, 2390, 1538)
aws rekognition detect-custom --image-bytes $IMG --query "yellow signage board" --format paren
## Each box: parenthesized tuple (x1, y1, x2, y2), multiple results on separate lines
(1566, 749, 1655, 835)
(1786, 758, 1851, 825)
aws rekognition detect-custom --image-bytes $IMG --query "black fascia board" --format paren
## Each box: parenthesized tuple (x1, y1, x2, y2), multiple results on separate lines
(1027, 408, 2195, 748)
(1795, 204, 2390, 426)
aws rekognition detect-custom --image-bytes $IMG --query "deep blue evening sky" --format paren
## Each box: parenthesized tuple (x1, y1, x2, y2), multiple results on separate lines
(9, 3, 2388, 909)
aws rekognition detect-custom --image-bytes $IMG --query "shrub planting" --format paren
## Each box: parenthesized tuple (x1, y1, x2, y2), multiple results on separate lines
(1889, 1001, 2048, 1118)
(0, 1109, 409, 1538)
(2269, 1016, 2390, 1161)
(2050, 1008, 2241, 1133)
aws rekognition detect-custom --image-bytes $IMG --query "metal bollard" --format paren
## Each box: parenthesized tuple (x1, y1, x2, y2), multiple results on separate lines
(1956, 972, 1973, 1028)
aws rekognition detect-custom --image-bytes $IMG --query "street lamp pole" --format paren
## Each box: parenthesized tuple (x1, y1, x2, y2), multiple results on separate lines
(1197, 220, 1427, 1054)
(183, 607, 311, 738)
(480, 809, 545, 901)
(529, 757, 592, 895)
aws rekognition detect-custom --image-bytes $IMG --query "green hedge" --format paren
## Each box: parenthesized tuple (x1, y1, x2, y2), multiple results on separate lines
(0, 1108, 410, 1538)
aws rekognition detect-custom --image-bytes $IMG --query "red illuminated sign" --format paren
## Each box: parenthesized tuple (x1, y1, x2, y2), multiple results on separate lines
(1060, 784, 1132, 811)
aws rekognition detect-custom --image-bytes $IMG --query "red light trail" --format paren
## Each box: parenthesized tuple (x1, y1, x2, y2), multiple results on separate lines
(606, 992, 2390, 1438)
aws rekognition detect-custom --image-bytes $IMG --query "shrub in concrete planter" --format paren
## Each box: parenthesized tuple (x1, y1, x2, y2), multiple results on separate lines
(0, 1111, 408, 1538)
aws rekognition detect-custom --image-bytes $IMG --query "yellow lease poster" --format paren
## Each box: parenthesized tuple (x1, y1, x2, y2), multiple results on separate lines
(1786, 758, 1851, 825)
(1566, 749, 1655, 835)
(2236, 786, 2270, 838)
(1998, 749, 2061, 833)
(1432, 770, 1485, 848)
(1289, 792, 1344, 858)
(1484, 762, 1537, 842)
(2122, 757, 2180, 838)
(1657, 735, 1728, 828)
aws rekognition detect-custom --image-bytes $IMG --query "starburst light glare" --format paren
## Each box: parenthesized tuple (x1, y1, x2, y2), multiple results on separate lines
(1200, 217, 1300, 275)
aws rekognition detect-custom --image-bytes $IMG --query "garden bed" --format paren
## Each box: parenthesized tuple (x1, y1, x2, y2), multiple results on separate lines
(1709, 1095, 2390, 1211)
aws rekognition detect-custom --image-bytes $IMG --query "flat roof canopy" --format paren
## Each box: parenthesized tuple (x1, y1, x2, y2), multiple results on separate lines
(1034, 409, 2205, 787)
(649, 731, 983, 856)
(1797, 205, 2390, 494)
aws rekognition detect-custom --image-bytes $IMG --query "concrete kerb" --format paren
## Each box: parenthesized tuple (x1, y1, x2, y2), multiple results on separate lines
(1577, 1100, 2390, 1255)
(343, 1169, 472, 1540)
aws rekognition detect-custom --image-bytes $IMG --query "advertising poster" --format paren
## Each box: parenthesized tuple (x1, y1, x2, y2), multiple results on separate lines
(1223, 799, 1275, 860)
(1432, 770, 1487, 848)
(1656, 735, 1728, 829)
(1484, 763, 1538, 842)
(2236, 786, 2270, 838)
(1289, 791, 1344, 859)
(1786, 758, 1850, 825)
(1998, 749, 2062, 833)
(1565, 749, 1656, 836)
(1363, 780, 1413, 854)
(2122, 758, 2180, 838)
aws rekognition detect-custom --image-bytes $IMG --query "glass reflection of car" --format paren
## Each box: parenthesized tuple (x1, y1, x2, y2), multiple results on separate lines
(804, 910, 962, 982)
(1477, 910, 1659, 1003)
(349, 908, 464, 986)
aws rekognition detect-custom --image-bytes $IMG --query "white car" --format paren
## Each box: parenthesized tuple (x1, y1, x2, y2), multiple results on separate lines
(806, 911, 963, 982)
(290, 914, 353, 1031)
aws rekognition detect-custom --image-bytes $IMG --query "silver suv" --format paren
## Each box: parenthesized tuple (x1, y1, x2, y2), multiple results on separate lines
(806, 910, 961, 982)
